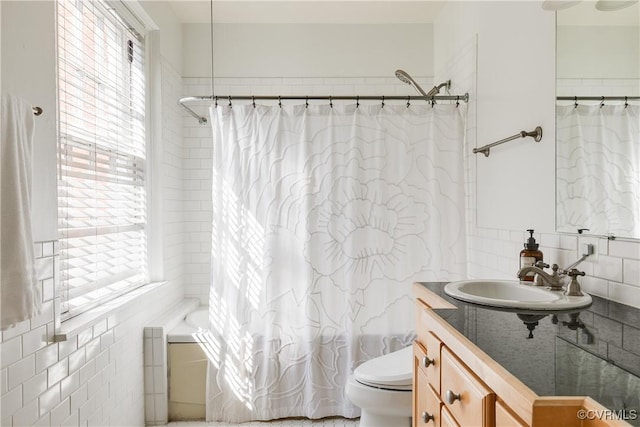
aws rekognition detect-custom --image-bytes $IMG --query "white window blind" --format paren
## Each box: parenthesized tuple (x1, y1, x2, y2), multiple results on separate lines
(57, 0, 147, 317)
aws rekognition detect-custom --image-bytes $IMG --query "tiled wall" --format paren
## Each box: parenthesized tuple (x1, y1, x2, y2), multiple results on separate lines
(161, 58, 187, 288)
(181, 75, 435, 304)
(467, 230, 640, 309)
(0, 243, 183, 427)
(557, 78, 640, 98)
(143, 327, 167, 425)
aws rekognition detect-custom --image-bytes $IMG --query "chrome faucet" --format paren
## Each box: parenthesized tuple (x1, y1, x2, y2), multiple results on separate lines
(517, 263, 564, 291)
(564, 269, 586, 296)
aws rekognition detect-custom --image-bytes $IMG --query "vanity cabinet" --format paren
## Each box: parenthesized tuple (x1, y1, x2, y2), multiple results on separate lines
(412, 282, 633, 427)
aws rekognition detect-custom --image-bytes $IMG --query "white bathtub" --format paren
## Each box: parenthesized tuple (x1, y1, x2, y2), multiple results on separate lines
(167, 308, 208, 342)
(167, 308, 209, 420)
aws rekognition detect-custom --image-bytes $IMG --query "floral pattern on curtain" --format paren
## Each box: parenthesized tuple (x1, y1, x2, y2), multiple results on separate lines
(557, 104, 640, 238)
(204, 103, 467, 422)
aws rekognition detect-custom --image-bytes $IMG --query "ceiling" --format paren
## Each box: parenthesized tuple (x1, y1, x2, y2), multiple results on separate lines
(165, 0, 447, 24)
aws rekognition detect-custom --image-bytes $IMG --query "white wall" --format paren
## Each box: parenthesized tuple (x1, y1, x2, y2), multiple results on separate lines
(182, 23, 434, 78)
(1, 1, 58, 242)
(557, 25, 639, 79)
(140, 1, 184, 75)
(436, 1, 556, 234)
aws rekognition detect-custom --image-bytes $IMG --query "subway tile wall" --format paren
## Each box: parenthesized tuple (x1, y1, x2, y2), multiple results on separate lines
(0, 242, 182, 426)
(467, 230, 640, 309)
(181, 76, 435, 305)
(161, 58, 187, 289)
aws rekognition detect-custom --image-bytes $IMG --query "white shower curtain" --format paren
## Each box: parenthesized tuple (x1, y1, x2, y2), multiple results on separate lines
(556, 104, 640, 237)
(205, 102, 467, 422)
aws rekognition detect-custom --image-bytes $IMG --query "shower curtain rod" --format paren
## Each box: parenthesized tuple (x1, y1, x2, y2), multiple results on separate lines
(178, 93, 470, 124)
(557, 96, 640, 101)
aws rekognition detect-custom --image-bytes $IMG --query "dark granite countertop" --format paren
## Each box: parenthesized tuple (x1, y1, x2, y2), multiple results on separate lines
(417, 282, 640, 426)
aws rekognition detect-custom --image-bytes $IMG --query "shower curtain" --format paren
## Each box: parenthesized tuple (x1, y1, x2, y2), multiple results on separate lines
(205, 102, 467, 422)
(556, 104, 640, 237)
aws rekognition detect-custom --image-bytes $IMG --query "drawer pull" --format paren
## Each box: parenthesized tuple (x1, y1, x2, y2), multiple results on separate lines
(422, 356, 435, 368)
(445, 389, 461, 404)
(421, 411, 435, 424)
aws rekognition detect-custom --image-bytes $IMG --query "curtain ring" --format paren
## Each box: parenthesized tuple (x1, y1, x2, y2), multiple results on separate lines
(381, 96, 385, 109)
(600, 96, 605, 108)
(305, 96, 309, 109)
(625, 96, 629, 108)
(252, 96, 256, 108)
(214, 96, 218, 108)
(406, 96, 411, 108)
(278, 96, 282, 108)
(456, 95, 460, 108)
(356, 96, 360, 108)
(574, 96, 578, 109)
(228, 96, 232, 108)
(329, 96, 333, 108)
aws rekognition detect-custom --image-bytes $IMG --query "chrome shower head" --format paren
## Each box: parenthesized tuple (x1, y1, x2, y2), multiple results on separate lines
(395, 69, 429, 97)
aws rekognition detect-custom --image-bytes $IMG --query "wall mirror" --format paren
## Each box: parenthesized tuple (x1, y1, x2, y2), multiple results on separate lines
(555, 1, 640, 240)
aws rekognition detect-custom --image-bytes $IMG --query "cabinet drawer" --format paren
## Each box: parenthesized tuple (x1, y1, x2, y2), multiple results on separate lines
(414, 362, 440, 427)
(441, 347, 495, 427)
(414, 333, 442, 392)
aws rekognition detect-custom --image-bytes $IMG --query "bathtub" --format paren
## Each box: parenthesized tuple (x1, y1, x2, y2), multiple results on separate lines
(167, 308, 209, 420)
(167, 308, 208, 343)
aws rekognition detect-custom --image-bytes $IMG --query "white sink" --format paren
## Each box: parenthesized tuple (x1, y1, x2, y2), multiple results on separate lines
(444, 280, 592, 311)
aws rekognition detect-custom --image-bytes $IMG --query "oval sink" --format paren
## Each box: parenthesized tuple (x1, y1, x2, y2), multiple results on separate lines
(444, 280, 592, 311)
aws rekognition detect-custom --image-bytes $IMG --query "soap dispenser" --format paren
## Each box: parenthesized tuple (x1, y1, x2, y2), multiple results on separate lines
(519, 229, 543, 282)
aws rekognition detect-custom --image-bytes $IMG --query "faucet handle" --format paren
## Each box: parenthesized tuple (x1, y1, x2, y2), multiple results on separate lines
(565, 269, 586, 296)
(535, 261, 550, 269)
(567, 268, 585, 277)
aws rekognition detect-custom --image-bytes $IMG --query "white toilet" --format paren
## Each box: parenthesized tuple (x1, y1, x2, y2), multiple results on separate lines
(345, 346, 413, 427)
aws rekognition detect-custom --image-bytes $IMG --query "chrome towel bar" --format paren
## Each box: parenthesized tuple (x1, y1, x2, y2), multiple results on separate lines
(473, 126, 542, 157)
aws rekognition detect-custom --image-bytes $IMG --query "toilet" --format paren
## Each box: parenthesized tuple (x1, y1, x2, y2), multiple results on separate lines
(345, 346, 413, 427)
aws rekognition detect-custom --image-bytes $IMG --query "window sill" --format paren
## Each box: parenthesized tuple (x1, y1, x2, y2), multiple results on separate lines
(54, 281, 169, 342)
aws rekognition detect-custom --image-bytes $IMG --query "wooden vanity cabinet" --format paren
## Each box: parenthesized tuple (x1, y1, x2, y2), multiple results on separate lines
(413, 282, 633, 427)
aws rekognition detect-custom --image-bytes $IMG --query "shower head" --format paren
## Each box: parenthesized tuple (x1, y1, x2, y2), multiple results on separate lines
(395, 69, 429, 97)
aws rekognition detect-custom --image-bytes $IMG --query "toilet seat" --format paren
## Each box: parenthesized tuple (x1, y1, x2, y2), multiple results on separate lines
(353, 346, 413, 391)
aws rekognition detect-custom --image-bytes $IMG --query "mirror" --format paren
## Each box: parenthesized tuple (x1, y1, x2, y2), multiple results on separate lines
(555, 1, 640, 240)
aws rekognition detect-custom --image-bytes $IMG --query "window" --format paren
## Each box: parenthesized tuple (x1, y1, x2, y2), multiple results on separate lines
(57, 0, 147, 318)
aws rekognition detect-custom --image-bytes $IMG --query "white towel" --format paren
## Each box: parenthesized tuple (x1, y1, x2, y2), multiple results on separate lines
(1, 94, 41, 330)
